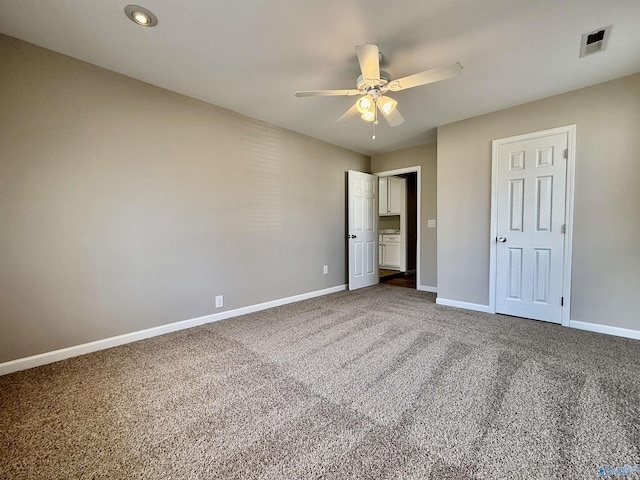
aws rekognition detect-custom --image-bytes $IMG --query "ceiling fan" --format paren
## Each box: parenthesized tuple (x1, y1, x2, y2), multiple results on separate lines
(295, 44, 462, 138)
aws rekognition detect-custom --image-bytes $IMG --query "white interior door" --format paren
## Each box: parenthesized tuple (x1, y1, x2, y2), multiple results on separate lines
(348, 170, 379, 290)
(494, 132, 568, 323)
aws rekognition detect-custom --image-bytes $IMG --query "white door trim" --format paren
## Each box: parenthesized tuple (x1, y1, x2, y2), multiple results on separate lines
(489, 125, 576, 326)
(374, 166, 421, 290)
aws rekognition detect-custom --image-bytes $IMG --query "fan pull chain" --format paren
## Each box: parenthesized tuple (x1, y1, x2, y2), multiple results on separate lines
(372, 102, 378, 140)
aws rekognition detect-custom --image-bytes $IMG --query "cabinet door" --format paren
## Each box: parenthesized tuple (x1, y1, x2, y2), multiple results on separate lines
(388, 177, 403, 214)
(379, 177, 388, 214)
(383, 240, 401, 268)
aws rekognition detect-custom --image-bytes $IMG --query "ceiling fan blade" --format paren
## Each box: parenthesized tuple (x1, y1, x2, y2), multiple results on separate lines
(377, 102, 404, 127)
(388, 62, 463, 92)
(335, 102, 359, 124)
(295, 89, 360, 97)
(355, 43, 380, 81)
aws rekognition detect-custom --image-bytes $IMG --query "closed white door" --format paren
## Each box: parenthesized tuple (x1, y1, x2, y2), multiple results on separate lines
(348, 171, 379, 290)
(495, 132, 568, 323)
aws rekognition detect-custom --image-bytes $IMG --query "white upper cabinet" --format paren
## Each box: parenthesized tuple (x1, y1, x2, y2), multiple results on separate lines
(388, 177, 403, 214)
(379, 176, 405, 215)
(379, 177, 388, 215)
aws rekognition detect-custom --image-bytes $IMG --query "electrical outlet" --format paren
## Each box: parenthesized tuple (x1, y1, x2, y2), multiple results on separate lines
(427, 219, 436, 228)
(323, 265, 328, 274)
(215, 295, 223, 308)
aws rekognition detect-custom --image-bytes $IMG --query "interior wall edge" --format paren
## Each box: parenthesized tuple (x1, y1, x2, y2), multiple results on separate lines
(0, 34, 368, 362)
(436, 72, 640, 331)
(0, 284, 347, 376)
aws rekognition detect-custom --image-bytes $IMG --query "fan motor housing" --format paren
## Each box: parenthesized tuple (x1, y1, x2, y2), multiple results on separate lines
(357, 71, 391, 92)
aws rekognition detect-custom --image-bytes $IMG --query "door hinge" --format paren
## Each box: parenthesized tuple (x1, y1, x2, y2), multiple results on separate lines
(564, 149, 568, 159)
(561, 224, 566, 234)
(561, 297, 564, 306)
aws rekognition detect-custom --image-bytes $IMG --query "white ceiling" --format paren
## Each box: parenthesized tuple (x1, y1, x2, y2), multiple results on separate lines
(1, 0, 639, 155)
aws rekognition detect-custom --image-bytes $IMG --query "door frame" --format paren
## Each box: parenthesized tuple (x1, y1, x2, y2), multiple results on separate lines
(488, 125, 576, 326)
(374, 166, 421, 290)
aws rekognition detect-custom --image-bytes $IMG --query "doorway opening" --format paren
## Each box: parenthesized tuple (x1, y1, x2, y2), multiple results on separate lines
(376, 168, 420, 290)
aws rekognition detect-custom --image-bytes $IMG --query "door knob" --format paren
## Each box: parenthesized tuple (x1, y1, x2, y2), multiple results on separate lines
(497, 236, 507, 243)
(347, 234, 357, 239)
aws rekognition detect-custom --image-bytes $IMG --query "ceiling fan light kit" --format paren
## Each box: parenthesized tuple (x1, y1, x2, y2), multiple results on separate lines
(295, 43, 462, 140)
(356, 96, 372, 114)
(380, 96, 397, 114)
(361, 109, 375, 122)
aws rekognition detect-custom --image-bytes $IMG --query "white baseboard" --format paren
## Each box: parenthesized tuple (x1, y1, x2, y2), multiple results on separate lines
(0, 284, 347, 376)
(435, 298, 640, 341)
(569, 320, 640, 341)
(436, 297, 491, 313)
(417, 285, 437, 293)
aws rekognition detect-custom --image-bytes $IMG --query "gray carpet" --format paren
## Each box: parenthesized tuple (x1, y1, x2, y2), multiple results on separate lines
(1, 284, 639, 479)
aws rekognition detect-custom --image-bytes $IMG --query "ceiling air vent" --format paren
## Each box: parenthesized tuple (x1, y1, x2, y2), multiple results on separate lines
(580, 25, 612, 57)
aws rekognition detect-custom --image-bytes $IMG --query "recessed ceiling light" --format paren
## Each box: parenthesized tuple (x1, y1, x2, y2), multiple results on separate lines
(124, 5, 158, 27)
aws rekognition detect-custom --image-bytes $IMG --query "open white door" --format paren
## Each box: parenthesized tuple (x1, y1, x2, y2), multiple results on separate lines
(348, 170, 379, 290)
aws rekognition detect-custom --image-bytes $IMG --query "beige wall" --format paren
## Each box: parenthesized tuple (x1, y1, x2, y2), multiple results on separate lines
(372, 143, 437, 289)
(437, 73, 640, 330)
(0, 35, 369, 363)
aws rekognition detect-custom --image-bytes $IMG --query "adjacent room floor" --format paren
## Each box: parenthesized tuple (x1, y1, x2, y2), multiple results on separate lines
(379, 269, 416, 289)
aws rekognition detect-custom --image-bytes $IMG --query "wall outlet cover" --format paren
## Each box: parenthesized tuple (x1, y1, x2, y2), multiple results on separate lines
(427, 219, 437, 228)
(215, 295, 224, 308)
(323, 265, 328, 274)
